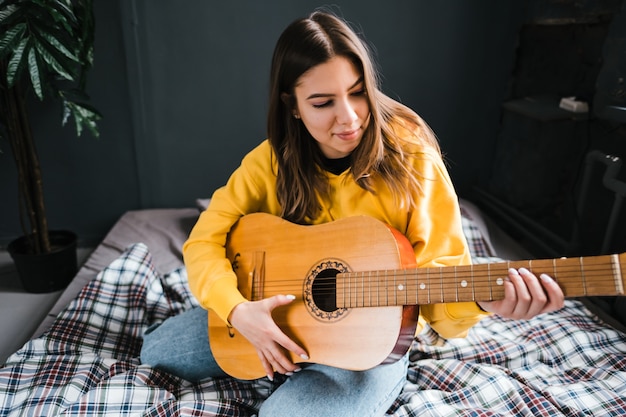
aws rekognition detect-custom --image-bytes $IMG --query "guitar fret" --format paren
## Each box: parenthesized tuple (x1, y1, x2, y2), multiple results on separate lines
(394, 272, 399, 305)
(376, 271, 381, 307)
(353, 271, 357, 308)
(439, 268, 444, 303)
(404, 271, 408, 304)
(361, 271, 366, 306)
(362, 271, 365, 307)
(395, 270, 403, 306)
(352, 270, 356, 307)
(382, 270, 391, 306)
(371, 271, 375, 307)
(421, 269, 426, 304)
(355, 271, 359, 308)
(355, 271, 360, 307)
(365, 270, 369, 308)
(468, 264, 473, 302)
(361, 271, 372, 306)
(378, 271, 383, 306)
(392, 271, 399, 303)
(362, 270, 366, 308)
(454, 266, 459, 302)
(387, 271, 392, 306)
(455, 265, 475, 303)
(342, 272, 346, 308)
(376, 271, 382, 307)
(488, 263, 492, 301)
(397, 271, 401, 305)
(385, 271, 390, 306)
(344, 270, 349, 307)
(361, 271, 364, 306)
(407, 270, 415, 305)
(611, 254, 624, 295)
(577, 257, 586, 296)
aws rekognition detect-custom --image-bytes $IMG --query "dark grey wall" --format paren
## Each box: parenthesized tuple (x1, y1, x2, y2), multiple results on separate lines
(0, 1, 524, 245)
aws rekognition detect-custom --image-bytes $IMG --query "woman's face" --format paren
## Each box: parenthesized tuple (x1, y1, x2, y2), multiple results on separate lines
(293, 56, 370, 159)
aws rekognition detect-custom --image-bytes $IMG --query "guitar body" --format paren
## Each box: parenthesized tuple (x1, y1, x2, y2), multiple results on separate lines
(209, 213, 419, 380)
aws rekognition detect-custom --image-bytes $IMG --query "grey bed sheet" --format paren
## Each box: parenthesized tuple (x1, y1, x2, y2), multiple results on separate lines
(33, 208, 200, 338)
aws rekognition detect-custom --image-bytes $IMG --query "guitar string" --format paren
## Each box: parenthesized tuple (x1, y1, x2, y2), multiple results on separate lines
(252, 265, 620, 291)
(246, 263, 623, 302)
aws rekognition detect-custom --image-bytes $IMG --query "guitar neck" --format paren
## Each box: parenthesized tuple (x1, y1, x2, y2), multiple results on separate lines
(336, 253, 626, 308)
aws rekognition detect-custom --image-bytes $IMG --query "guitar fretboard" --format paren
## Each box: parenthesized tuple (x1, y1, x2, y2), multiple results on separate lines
(336, 254, 625, 308)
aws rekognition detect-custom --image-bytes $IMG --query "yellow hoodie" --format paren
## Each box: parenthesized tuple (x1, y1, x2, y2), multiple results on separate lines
(183, 139, 487, 340)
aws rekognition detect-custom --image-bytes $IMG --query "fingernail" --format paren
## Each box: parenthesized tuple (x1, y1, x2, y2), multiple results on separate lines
(540, 273, 553, 282)
(285, 371, 293, 376)
(300, 353, 309, 360)
(294, 367, 302, 372)
(508, 268, 520, 276)
(267, 374, 273, 382)
(286, 294, 296, 300)
(519, 267, 529, 275)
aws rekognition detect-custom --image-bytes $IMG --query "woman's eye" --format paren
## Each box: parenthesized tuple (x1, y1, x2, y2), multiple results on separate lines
(312, 101, 332, 108)
(352, 89, 366, 96)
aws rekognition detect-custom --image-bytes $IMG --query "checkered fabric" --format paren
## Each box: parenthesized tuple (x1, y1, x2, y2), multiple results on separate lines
(1, 217, 625, 416)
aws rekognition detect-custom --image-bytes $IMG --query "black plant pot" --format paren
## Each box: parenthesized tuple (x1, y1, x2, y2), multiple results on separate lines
(7, 230, 78, 293)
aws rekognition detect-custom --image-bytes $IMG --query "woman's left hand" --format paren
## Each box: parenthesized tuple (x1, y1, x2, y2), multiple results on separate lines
(477, 267, 565, 319)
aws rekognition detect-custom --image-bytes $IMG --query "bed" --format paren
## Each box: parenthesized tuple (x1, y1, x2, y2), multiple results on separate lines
(1, 199, 625, 416)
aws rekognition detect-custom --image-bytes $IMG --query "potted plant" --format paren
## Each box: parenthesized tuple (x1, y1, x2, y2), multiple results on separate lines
(0, 0, 100, 292)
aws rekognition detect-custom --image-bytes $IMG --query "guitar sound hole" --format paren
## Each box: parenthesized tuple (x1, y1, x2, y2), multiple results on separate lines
(312, 269, 338, 312)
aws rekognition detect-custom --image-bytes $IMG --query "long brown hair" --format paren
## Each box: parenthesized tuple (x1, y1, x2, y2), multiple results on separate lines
(267, 10, 441, 223)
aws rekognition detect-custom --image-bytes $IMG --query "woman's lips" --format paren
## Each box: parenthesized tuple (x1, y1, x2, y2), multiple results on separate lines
(335, 128, 360, 140)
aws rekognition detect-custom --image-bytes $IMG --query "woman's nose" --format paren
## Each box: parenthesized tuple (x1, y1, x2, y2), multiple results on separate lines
(336, 98, 359, 125)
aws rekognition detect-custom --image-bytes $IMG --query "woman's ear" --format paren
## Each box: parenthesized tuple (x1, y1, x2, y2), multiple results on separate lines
(281, 93, 300, 119)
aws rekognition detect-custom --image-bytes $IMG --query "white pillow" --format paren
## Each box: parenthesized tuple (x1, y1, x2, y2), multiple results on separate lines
(195, 198, 211, 211)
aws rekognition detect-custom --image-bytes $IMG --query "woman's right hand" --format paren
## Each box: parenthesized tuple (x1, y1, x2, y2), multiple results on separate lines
(228, 294, 309, 381)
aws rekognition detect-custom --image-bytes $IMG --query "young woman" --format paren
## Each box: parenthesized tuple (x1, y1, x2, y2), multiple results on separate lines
(141, 10, 564, 417)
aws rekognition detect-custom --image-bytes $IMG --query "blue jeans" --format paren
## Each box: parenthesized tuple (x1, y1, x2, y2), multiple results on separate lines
(140, 307, 409, 417)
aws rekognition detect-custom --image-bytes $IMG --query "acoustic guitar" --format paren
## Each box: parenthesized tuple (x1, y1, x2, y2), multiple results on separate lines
(208, 213, 625, 380)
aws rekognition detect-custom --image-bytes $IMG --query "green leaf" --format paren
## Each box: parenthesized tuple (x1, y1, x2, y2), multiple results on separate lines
(75, 100, 101, 118)
(62, 99, 71, 125)
(61, 101, 82, 136)
(37, 28, 79, 62)
(48, 6, 74, 34)
(6, 38, 29, 87)
(62, 99, 101, 138)
(27, 46, 43, 99)
(33, 39, 75, 81)
(74, 0, 95, 67)
(0, 3, 20, 21)
(0, 23, 26, 58)
(48, 0, 78, 26)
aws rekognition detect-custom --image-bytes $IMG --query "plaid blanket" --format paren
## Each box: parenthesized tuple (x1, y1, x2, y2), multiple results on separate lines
(1, 219, 626, 416)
